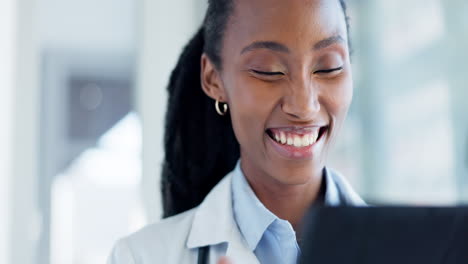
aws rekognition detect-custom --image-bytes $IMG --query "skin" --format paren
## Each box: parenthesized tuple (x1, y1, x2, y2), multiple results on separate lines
(201, 0, 353, 234)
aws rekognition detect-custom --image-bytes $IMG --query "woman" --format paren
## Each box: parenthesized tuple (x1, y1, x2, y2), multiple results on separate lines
(108, 0, 365, 263)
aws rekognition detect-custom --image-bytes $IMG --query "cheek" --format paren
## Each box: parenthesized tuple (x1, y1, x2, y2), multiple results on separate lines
(321, 76, 353, 130)
(334, 81, 353, 114)
(225, 77, 279, 147)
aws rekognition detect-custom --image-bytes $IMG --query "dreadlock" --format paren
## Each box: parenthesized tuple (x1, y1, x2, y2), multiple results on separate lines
(162, 0, 351, 218)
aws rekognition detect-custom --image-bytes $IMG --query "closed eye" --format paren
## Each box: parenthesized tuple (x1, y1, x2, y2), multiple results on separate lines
(251, 69, 284, 76)
(314, 66, 343, 74)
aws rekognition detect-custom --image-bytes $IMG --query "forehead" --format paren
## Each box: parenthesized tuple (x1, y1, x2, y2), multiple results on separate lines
(224, 0, 347, 52)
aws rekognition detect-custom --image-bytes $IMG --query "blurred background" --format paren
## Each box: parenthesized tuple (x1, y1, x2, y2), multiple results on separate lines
(1, 0, 467, 263)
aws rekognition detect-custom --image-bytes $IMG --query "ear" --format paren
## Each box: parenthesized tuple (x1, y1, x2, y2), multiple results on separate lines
(200, 53, 227, 102)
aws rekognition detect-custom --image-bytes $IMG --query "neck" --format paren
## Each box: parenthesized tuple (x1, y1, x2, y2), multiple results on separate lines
(240, 159, 324, 232)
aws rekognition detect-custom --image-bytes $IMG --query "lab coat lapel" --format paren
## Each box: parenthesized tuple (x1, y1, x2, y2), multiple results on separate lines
(225, 226, 260, 263)
(186, 172, 259, 263)
(186, 174, 234, 248)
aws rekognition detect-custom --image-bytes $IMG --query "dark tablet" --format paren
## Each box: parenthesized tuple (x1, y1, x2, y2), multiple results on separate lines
(299, 207, 468, 264)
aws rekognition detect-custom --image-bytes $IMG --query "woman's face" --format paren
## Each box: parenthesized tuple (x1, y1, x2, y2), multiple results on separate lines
(205, 0, 353, 185)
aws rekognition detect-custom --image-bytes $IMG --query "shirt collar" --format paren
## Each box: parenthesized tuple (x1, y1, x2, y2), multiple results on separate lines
(231, 160, 277, 251)
(231, 160, 364, 251)
(324, 167, 367, 206)
(323, 166, 341, 206)
(186, 160, 366, 250)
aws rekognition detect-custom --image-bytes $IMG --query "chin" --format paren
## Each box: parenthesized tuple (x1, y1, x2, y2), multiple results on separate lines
(278, 175, 313, 186)
(268, 161, 320, 186)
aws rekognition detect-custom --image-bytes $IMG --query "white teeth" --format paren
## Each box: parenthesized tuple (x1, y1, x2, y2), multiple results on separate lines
(309, 133, 314, 144)
(311, 131, 319, 143)
(275, 133, 280, 142)
(293, 135, 301, 147)
(280, 132, 286, 144)
(302, 135, 310, 147)
(271, 130, 322, 147)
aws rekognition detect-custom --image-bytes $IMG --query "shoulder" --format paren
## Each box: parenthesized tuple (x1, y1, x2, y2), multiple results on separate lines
(107, 208, 197, 264)
(127, 208, 196, 247)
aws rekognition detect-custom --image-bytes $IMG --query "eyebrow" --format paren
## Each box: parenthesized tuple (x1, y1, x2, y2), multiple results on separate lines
(240, 41, 290, 55)
(240, 35, 346, 55)
(313, 35, 345, 50)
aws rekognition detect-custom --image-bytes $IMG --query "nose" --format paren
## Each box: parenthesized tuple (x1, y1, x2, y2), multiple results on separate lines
(281, 80, 320, 121)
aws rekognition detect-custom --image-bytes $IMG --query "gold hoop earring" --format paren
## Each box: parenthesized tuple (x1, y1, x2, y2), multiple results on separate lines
(215, 100, 228, 116)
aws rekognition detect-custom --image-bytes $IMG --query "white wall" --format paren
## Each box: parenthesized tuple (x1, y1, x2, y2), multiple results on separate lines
(38, 0, 136, 53)
(0, 0, 16, 262)
(0, 0, 41, 264)
(0, 1, 40, 264)
(10, 0, 42, 263)
(350, 0, 468, 204)
(137, 0, 206, 222)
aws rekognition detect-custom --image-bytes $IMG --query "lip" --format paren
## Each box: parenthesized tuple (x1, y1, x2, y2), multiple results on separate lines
(265, 125, 328, 160)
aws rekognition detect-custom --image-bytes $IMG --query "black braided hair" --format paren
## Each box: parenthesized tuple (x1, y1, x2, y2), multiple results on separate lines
(162, 0, 351, 218)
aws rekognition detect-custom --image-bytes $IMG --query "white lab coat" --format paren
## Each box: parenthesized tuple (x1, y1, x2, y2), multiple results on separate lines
(107, 168, 365, 264)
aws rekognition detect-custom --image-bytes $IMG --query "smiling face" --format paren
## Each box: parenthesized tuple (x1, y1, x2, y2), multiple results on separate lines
(201, 0, 353, 186)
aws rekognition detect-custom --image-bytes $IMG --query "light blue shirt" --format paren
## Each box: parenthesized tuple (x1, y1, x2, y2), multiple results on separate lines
(231, 160, 364, 264)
